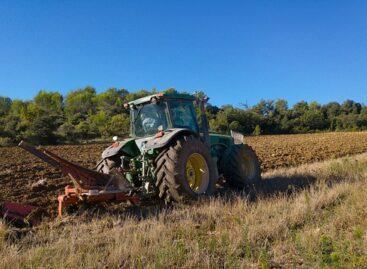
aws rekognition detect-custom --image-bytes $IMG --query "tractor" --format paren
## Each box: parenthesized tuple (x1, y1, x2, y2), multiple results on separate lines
(96, 92, 261, 202)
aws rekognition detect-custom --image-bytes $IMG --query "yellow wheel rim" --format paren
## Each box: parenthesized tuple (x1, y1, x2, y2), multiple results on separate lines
(185, 153, 209, 193)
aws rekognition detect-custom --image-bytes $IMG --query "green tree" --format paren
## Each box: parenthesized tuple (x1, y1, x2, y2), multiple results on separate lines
(274, 99, 288, 114)
(299, 109, 326, 131)
(75, 121, 96, 140)
(356, 106, 367, 130)
(64, 87, 97, 124)
(341, 100, 361, 115)
(108, 114, 130, 137)
(210, 107, 230, 133)
(271, 99, 290, 133)
(253, 100, 275, 117)
(229, 121, 240, 132)
(335, 114, 359, 130)
(95, 88, 129, 116)
(292, 101, 309, 118)
(323, 102, 341, 118)
(57, 122, 77, 141)
(89, 111, 110, 138)
(31, 90, 63, 114)
(24, 115, 59, 144)
(124, 89, 153, 102)
(3, 100, 30, 141)
(0, 96, 12, 116)
(25, 91, 64, 144)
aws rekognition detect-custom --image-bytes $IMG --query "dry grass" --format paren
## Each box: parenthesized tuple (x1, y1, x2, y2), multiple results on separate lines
(1, 154, 367, 268)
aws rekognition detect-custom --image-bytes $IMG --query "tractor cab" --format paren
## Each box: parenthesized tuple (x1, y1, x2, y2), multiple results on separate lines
(128, 93, 200, 138)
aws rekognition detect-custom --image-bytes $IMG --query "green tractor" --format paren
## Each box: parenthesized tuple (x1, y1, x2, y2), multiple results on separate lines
(97, 92, 261, 202)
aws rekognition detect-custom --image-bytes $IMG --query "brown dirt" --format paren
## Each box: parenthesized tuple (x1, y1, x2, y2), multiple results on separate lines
(245, 131, 367, 171)
(1, 131, 367, 217)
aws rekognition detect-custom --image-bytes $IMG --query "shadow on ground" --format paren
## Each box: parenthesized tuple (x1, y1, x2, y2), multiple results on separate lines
(215, 171, 318, 203)
(260, 173, 317, 196)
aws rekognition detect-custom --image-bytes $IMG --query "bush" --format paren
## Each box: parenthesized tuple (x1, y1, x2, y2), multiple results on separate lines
(253, 125, 261, 136)
(229, 121, 240, 132)
(57, 122, 78, 142)
(0, 137, 13, 147)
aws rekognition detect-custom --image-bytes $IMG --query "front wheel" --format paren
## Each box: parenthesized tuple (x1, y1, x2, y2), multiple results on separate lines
(154, 135, 218, 203)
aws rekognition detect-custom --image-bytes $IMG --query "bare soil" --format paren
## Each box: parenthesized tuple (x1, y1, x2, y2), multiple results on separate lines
(246, 131, 367, 171)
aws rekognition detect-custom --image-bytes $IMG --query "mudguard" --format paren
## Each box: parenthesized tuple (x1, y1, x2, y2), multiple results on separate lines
(101, 129, 194, 159)
(135, 128, 194, 151)
(101, 138, 138, 159)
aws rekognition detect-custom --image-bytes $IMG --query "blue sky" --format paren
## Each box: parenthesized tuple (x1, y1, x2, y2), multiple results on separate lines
(0, 1, 366, 107)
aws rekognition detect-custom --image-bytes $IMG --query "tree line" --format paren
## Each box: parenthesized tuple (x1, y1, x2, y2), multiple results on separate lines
(0, 87, 366, 145)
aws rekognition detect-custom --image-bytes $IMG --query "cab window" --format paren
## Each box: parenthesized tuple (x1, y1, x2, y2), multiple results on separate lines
(132, 103, 168, 137)
(169, 101, 199, 133)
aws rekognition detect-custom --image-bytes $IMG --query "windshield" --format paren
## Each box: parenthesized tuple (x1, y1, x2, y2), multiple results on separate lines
(132, 102, 169, 137)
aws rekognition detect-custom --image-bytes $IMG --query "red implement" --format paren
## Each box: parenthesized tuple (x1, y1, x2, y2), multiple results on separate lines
(17, 141, 140, 218)
(0, 202, 39, 226)
(57, 185, 140, 217)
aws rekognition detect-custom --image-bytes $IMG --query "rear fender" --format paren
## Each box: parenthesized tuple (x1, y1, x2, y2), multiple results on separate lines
(101, 138, 140, 159)
(135, 128, 195, 152)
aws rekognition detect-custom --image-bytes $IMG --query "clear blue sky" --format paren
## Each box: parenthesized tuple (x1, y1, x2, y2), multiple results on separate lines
(0, 1, 366, 107)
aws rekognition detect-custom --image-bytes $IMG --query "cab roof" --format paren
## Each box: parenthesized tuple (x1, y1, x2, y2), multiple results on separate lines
(127, 92, 196, 107)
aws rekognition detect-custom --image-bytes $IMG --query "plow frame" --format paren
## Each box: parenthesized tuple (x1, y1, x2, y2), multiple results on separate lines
(1, 141, 141, 222)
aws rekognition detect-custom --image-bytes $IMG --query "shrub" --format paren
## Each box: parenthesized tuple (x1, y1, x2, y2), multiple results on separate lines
(253, 125, 261, 136)
(0, 137, 13, 146)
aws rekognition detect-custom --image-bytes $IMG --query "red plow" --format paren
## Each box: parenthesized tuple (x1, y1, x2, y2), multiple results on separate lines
(0, 141, 139, 226)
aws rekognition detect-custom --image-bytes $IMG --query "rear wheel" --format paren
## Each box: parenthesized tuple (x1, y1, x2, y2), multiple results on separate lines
(154, 135, 218, 203)
(219, 144, 261, 188)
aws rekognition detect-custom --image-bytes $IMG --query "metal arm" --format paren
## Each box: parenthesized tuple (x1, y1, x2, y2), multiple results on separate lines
(18, 141, 113, 190)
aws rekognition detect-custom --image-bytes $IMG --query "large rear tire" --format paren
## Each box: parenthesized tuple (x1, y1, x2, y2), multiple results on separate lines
(219, 144, 261, 188)
(154, 135, 218, 203)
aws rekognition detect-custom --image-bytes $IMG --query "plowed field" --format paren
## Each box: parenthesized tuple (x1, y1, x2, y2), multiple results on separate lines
(1, 131, 367, 217)
(246, 131, 367, 171)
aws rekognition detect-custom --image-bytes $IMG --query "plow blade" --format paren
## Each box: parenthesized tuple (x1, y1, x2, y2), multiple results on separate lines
(0, 202, 40, 226)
